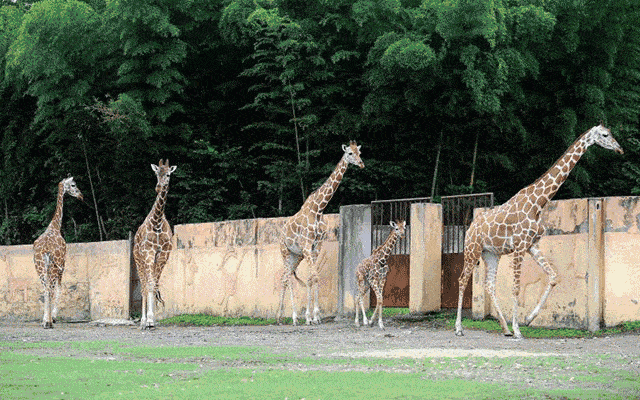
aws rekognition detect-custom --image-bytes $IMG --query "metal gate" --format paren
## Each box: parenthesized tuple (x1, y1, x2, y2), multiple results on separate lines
(440, 193, 494, 308)
(370, 197, 430, 308)
(129, 232, 142, 317)
(369, 193, 494, 309)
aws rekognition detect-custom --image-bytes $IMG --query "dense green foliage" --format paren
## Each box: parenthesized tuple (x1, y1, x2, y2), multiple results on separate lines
(0, 0, 638, 244)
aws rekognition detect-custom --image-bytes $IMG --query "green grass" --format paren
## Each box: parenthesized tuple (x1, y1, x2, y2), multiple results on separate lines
(454, 316, 640, 338)
(157, 314, 289, 326)
(1, 342, 637, 399)
(0, 350, 521, 400)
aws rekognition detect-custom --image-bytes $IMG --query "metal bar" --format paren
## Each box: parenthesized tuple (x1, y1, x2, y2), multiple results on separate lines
(371, 196, 431, 205)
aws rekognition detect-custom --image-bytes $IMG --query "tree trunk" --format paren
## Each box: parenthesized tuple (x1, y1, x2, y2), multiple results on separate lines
(469, 131, 479, 188)
(430, 131, 443, 202)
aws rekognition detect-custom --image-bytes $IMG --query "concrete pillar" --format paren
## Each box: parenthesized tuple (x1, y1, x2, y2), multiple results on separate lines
(586, 198, 605, 332)
(409, 203, 442, 313)
(471, 207, 490, 320)
(337, 204, 371, 317)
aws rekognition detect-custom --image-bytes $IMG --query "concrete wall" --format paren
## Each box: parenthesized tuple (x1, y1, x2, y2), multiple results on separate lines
(2, 196, 638, 329)
(410, 203, 442, 313)
(603, 197, 640, 326)
(472, 197, 640, 330)
(0, 240, 130, 321)
(337, 205, 372, 316)
(156, 214, 341, 320)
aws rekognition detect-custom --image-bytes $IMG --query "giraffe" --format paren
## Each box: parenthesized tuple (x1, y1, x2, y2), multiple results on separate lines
(455, 124, 623, 339)
(276, 141, 364, 326)
(133, 159, 177, 330)
(355, 220, 406, 329)
(33, 177, 84, 329)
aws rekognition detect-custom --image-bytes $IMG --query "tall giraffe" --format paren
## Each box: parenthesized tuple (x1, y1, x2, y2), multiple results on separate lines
(455, 124, 623, 339)
(33, 177, 83, 329)
(355, 220, 406, 329)
(276, 141, 364, 325)
(133, 159, 177, 330)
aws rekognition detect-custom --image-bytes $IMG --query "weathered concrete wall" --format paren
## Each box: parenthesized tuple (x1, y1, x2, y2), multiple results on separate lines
(338, 205, 372, 316)
(603, 197, 640, 326)
(410, 203, 442, 313)
(472, 196, 640, 330)
(155, 214, 341, 320)
(0, 240, 130, 321)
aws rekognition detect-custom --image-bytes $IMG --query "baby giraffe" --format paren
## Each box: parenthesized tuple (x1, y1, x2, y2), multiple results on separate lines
(355, 220, 406, 329)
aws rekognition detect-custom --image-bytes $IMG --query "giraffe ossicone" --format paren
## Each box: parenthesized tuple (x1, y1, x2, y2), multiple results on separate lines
(33, 177, 84, 329)
(355, 220, 406, 329)
(276, 141, 364, 326)
(133, 159, 177, 330)
(454, 124, 623, 339)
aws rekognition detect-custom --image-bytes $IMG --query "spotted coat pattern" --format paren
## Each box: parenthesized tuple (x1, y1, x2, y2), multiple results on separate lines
(276, 141, 364, 326)
(455, 125, 624, 339)
(355, 220, 406, 329)
(33, 177, 83, 329)
(133, 159, 176, 330)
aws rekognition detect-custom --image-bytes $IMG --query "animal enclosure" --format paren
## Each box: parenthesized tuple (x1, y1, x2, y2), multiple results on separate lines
(0, 196, 639, 330)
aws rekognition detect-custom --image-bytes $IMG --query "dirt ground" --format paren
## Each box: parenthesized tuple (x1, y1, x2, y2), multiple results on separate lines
(2, 314, 640, 395)
(1, 314, 638, 357)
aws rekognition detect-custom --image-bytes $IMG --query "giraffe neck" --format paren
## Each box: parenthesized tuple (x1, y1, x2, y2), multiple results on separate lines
(306, 156, 349, 215)
(48, 183, 65, 232)
(528, 132, 591, 210)
(148, 186, 169, 229)
(375, 230, 400, 261)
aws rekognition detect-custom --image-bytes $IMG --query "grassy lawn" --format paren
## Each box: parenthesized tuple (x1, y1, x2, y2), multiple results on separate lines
(2, 330, 639, 400)
(2, 311, 638, 399)
(2, 343, 636, 400)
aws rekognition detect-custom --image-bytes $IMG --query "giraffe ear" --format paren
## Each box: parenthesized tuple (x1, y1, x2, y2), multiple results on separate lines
(390, 221, 397, 228)
(168, 165, 177, 174)
(357, 145, 361, 151)
(151, 164, 159, 173)
(342, 144, 348, 152)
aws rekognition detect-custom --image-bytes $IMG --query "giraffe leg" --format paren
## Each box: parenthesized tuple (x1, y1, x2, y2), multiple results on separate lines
(276, 251, 303, 325)
(355, 276, 368, 327)
(142, 289, 156, 330)
(41, 254, 54, 329)
(288, 273, 299, 326)
(373, 284, 384, 329)
(510, 250, 525, 340)
(368, 300, 378, 327)
(303, 247, 321, 325)
(455, 249, 479, 336)
(51, 277, 62, 323)
(275, 269, 288, 325)
(42, 282, 53, 329)
(524, 244, 557, 326)
(483, 251, 513, 337)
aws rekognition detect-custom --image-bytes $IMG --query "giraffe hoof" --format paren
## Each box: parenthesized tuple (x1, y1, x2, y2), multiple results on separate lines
(43, 322, 53, 329)
(455, 330, 464, 337)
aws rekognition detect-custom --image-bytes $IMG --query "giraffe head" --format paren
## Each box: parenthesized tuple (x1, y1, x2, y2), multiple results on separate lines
(587, 124, 624, 154)
(62, 177, 83, 200)
(151, 159, 177, 193)
(342, 140, 364, 168)
(390, 220, 406, 238)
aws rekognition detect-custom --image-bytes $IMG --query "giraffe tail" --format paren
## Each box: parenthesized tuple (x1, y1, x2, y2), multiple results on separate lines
(155, 289, 165, 308)
(292, 270, 307, 288)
